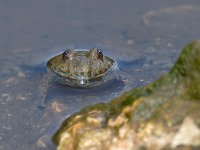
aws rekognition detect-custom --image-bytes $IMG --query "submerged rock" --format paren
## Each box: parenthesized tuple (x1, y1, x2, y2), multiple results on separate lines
(52, 41, 200, 150)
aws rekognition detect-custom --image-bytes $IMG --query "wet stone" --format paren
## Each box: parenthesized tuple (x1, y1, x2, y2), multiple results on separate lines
(51, 101, 66, 113)
(36, 135, 50, 148)
(52, 40, 200, 150)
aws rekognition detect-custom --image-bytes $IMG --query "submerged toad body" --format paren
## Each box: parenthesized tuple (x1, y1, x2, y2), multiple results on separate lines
(47, 48, 116, 87)
(39, 48, 136, 107)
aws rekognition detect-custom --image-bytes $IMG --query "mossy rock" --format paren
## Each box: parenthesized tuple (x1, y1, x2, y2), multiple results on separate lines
(52, 41, 200, 150)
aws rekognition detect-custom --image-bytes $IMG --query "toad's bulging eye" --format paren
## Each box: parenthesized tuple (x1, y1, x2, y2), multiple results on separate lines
(89, 48, 104, 61)
(97, 50, 103, 60)
(62, 49, 74, 60)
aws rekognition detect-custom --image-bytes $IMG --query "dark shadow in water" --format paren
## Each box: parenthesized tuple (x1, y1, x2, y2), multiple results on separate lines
(20, 63, 127, 109)
(20, 63, 46, 75)
(44, 78, 125, 105)
(118, 57, 149, 71)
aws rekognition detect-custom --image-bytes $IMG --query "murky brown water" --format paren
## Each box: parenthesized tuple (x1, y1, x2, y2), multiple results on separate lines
(1, 0, 200, 149)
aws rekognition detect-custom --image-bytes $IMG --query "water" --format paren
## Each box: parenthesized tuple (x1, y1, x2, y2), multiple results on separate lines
(1, 0, 200, 149)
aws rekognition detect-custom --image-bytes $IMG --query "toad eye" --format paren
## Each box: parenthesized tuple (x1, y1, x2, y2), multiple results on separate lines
(89, 48, 104, 61)
(97, 50, 103, 61)
(62, 49, 74, 60)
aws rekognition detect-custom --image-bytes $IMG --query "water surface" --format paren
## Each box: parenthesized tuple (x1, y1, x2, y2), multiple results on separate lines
(1, 0, 200, 149)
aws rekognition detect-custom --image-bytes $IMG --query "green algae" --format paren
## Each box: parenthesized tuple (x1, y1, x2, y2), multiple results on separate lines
(169, 41, 200, 99)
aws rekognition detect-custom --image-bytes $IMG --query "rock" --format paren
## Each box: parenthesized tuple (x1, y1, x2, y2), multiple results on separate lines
(52, 40, 200, 150)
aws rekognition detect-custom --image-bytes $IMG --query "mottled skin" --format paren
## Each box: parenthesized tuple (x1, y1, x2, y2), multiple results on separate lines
(47, 48, 115, 87)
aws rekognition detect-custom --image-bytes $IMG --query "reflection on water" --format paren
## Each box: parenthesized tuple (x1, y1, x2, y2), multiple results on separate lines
(1, 0, 200, 149)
